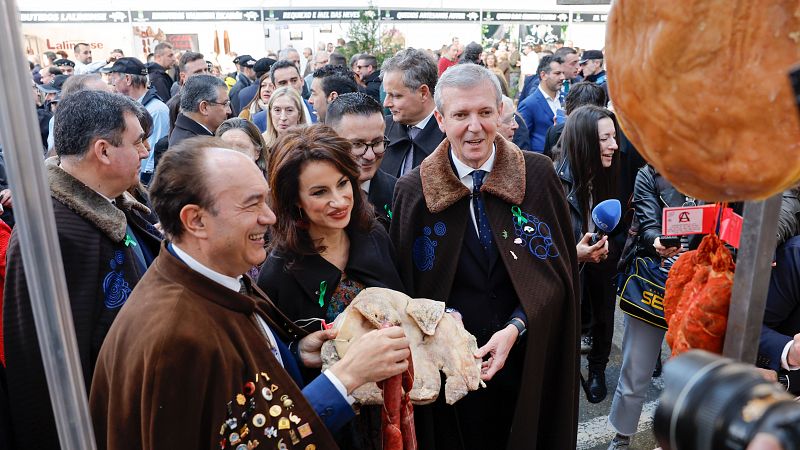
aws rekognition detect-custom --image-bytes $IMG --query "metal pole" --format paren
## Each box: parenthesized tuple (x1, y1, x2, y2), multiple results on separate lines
(0, 2, 97, 449)
(722, 195, 782, 363)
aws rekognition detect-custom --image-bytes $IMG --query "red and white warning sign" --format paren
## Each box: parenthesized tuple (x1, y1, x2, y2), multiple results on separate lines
(662, 205, 716, 235)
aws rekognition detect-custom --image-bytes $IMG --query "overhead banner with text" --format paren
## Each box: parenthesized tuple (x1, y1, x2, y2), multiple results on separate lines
(21, 9, 608, 24)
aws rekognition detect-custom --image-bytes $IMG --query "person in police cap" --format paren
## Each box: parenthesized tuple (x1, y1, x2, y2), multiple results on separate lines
(53, 58, 75, 76)
(229, 55, 257, 115)
(102, 57, 170, 185)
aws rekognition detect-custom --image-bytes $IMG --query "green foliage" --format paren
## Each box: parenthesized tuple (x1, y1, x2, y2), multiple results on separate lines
(343, 6, 405, 66)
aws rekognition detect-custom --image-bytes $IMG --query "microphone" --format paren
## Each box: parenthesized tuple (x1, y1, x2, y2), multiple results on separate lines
(590, 199, 622, 245)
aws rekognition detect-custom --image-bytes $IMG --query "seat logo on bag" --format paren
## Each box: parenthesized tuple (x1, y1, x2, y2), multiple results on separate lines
(641, 291, 664, 311)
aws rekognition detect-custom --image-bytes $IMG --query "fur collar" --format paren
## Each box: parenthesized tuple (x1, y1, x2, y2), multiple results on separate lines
(46, 157, 151, 243)
(420, 135, 526, 213)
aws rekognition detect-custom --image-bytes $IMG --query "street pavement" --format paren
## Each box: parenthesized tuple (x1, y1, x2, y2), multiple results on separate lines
(577, 306, 670, 450)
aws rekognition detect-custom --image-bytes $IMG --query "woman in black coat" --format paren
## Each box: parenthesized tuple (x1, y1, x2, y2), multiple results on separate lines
(554, 105, 620, 404)
(257, 124, 404, 450)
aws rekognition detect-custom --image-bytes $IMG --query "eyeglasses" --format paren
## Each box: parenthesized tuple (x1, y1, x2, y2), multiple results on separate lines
(207, 99, 231, 108)
(350, 138, 390, 157)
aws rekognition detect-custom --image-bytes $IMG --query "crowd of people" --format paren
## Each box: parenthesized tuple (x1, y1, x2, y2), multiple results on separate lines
(0, 35, 799, 450)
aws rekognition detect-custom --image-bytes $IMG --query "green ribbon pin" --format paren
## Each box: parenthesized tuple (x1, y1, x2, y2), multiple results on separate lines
(318, 281, 327, 307)
(384, 204, 393, 220)
(123, 233, 138, 247)
(511, 206, 528, 226)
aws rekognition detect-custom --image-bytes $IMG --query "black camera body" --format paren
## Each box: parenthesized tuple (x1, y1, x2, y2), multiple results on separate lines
(655, 350, 800, 450)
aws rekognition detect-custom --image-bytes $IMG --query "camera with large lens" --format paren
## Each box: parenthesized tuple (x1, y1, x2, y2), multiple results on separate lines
(654, 350, 800, 450)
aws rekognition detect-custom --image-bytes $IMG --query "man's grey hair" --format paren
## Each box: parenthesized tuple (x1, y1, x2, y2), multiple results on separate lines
(54, 90, 140, 158)
(434, 63, 501, 113)
(129, 73, 149, 90)
(61, 74, 103, 98)
(501, 95, 515, 114)
(278, 48, 300, 60)
(180, 74, 226, 113)
(381, 48, 438, 96)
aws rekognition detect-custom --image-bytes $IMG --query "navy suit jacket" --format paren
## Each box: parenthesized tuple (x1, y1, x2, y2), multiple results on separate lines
(518, 88, 557, 153)
(759, 237, 800, 372)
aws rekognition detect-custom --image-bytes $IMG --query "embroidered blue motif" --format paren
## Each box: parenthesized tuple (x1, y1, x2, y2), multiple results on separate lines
(412, 222, 447, 272)
(433, 221, 446, 237)
(103, 250, 131, 309)
(512, 210, 559, 260)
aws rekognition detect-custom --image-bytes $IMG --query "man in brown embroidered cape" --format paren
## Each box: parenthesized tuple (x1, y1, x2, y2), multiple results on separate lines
(90, 138, 411, 449)
(390, 64, 580, 449)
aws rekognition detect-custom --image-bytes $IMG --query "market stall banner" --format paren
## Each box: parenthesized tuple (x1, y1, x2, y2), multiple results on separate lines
(264, 10, 365, 21)
(20, 9, 608, 24)
(482, 11, 571, 24)
(132, 11, 262, 22)
(381, 10, 481, 21)
(21, 11, 129, 23)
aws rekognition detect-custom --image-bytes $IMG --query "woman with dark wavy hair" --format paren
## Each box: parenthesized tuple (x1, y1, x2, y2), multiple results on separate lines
(257, 123, 403, 450)
(555, 104, 621, 405)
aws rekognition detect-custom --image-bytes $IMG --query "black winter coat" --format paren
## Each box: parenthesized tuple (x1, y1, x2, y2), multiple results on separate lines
(366, 169, 397, 229)
(146, 62, 174, 103)
(555, 156, 623, 264)
(168, 113, 214, 147)
(361, 71, 382, 102)
(256, 224, 404, 333)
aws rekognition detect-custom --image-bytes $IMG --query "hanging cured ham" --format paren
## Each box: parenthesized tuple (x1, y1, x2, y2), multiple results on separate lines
(606, 0, 800, 201)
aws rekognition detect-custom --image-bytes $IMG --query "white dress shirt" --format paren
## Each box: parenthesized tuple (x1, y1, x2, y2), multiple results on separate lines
(538, 84, 562, 117)
(450, 145, 496, 235)
(400, 109, 436, 175)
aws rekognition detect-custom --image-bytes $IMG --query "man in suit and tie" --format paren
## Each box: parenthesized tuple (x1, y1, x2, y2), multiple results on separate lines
(518, 55, 565, 153)
(327, 92, 397, 227)
(381, 48, 446, 178)
(390, 63, 580, 450)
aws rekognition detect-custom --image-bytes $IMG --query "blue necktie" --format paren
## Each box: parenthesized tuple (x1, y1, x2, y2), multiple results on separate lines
(471, 170, 494, 252)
